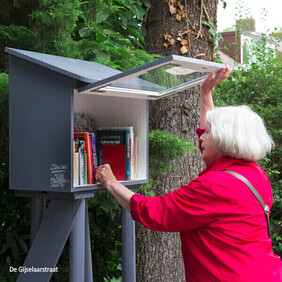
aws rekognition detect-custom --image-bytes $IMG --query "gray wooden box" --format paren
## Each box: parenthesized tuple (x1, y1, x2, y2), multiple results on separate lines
(6, 48, 149, 196)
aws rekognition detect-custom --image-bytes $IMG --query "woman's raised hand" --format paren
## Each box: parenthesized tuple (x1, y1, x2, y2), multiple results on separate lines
(200, 65, 232, 96)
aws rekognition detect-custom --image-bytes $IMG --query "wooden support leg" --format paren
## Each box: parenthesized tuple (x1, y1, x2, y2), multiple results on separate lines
(30, 197, 46, 244)
(85, 201, 93, 282)
(17, 199, 83, 282)
(121, 207, 136, 282)
(69, 199, 86, 282)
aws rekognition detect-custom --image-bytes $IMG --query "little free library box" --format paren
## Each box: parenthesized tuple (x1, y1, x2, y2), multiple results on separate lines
(6, 47, 234, 282)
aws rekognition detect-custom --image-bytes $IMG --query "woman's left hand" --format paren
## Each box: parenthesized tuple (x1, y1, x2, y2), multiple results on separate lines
(95, 164, 134, 212)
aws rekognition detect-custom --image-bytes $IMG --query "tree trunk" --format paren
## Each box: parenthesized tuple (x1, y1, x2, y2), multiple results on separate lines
(136, 0, 218, 281)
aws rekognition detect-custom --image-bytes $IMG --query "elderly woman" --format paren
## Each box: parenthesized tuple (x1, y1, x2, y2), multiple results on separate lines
(95, 66, 282, 281)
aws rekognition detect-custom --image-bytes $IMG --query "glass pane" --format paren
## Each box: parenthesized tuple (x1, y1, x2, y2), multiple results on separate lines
(94, 64, 208, 94)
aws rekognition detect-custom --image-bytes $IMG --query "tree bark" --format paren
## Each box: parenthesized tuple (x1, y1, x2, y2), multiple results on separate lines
(136, 0, 218, 281)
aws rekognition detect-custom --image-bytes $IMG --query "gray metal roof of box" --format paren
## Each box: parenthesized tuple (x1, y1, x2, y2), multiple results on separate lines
(5, 47, 121, 83)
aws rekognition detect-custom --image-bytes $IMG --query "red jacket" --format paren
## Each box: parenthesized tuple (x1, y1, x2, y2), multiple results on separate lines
(130, 132, 282, 281)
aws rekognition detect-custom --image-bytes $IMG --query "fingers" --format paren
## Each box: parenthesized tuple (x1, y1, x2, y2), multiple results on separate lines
(95, 164, 107, 183)
(224, 65, 232, 77)
(200, 64, 233, 97)
(213, 65, 232, 84)
(95, 164, 117, 186)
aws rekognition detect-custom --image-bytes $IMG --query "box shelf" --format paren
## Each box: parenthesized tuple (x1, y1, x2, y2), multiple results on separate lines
(72, 93, 148, 192)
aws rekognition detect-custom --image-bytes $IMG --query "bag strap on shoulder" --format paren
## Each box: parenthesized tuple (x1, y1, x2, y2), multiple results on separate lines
(224, 170, 271, 238)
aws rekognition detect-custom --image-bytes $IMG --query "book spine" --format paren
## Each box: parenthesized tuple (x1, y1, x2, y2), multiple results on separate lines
(90, 133, 98, 170)
(74, 152, 79, 186)
(90, 133, 98, 183)
(79, 142, 85, 185)
(89, 136, 94, 184)
(73, 141, 76, 186)
(124, 130, 130, 180)
(134, 136, 138, 179)
(84, 152, 88, 184)
(130, 129, 134, 179)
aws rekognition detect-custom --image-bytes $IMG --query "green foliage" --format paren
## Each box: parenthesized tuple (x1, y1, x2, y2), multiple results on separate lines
(30, 0, 82, 57)
(140, 130, 198, 196)
(202, 20, 223, 44)
(215, 32, 282, 256)
(104, 277, 122, 282)
(0, 73, 9, 178)
(0, 24, 36, 72)
(202, 20, 223, 60)
(76, 0, 157, 71)
(149, 130, 198, 177)
(0, 0, 157, 72)
(77, 0, 148, 47)
(219, 0, 227, 9)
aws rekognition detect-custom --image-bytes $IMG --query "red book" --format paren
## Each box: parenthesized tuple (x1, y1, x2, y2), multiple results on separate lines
(102, 144, 126, 181)
(89, 136, 95, 182)
(74, 132, 94, 184)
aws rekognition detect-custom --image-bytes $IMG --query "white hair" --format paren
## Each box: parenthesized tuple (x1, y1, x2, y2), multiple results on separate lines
(206, 105, 274, 161)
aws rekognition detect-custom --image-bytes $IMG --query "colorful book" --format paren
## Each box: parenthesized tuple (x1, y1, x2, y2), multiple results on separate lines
(73, 141, 79, 186)
(89, 133, 98, 172)
(133, 136, 138, 179)
(99, 127, 133, 180)
(89, 135, 95, 183)
(96, 130, 126, 167)
(102, 144, 126, 180)
(74, 140, 83, 185)
(77, 140, 85, 185)
(74, 132, 94, 184)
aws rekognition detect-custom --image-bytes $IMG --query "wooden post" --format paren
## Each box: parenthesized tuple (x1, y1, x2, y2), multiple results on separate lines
(122, 207, 136, 282)
(69, 199, 86, 282)
(30, 197, 46, 244)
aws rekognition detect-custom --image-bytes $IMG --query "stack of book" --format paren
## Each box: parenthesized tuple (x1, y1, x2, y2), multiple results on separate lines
(73, 132, 98, 186)
(73, 127, 137, 186)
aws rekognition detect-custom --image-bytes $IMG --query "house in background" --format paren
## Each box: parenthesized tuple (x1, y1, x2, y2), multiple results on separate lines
(218, 18, 281, 65)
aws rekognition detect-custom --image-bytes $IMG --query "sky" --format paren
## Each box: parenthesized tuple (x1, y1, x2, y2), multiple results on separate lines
(217, 0, 281, 33)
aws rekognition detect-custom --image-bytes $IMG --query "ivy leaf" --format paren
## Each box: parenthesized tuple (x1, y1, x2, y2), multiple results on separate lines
(103, 29, 116, 36)
(119, 10, 133, 27)
(142, 0, 150, 6)
(130, 37, 144, 48)
(210, 28, 222, 42)
(96, 11, 110, 24)
(111, 33, 131, 45)
(114, 0, 129, 8)
(128, 27, 145, 43)
(131, 4, 146, 20)
(79, 27, 90, 38)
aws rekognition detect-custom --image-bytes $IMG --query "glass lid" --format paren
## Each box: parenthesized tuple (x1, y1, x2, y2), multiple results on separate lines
(78, 55, 237, 100)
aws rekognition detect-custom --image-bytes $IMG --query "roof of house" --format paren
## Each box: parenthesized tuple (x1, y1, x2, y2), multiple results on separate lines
(220, 31, 282, 53)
